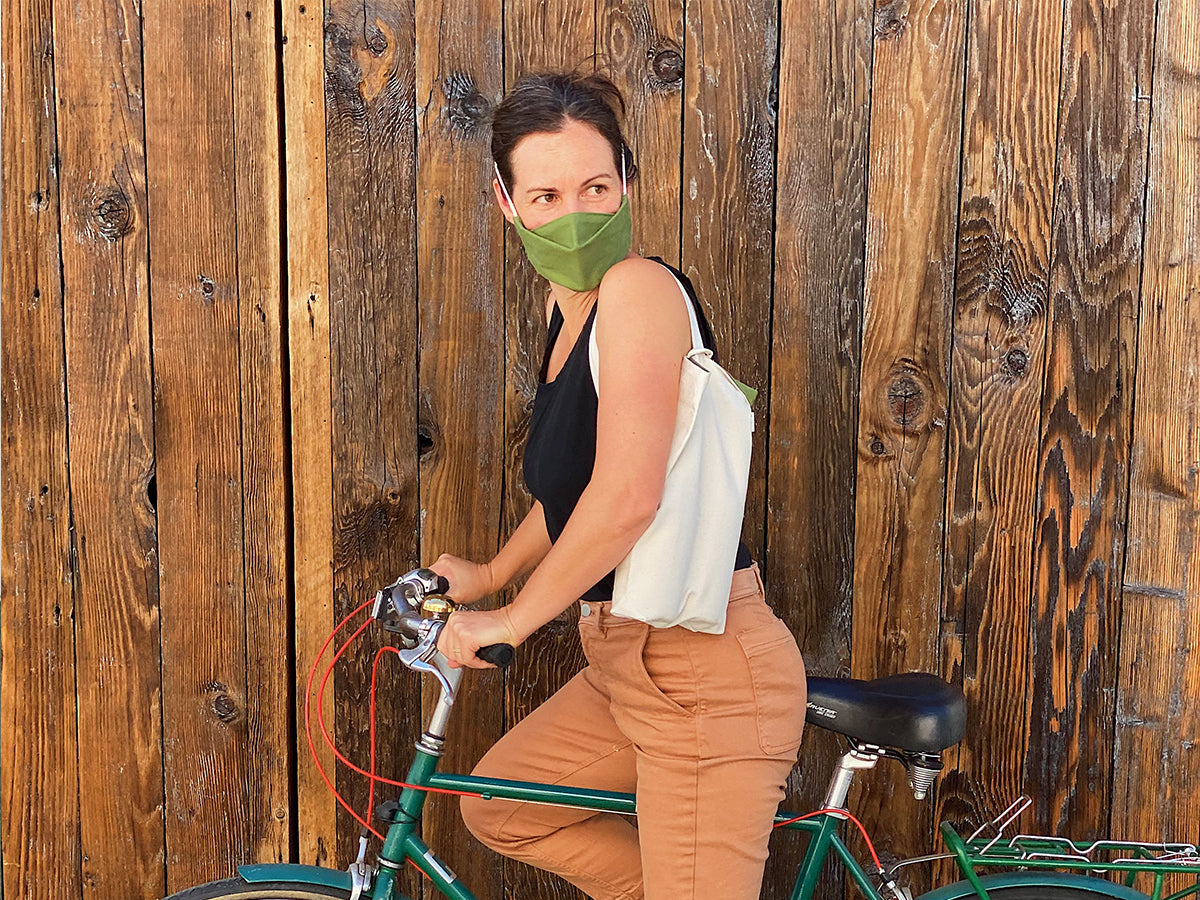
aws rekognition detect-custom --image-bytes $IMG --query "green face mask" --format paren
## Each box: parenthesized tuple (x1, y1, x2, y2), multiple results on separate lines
(495, 162, 632, 292)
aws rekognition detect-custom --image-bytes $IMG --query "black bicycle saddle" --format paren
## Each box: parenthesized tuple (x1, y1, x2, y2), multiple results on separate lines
(804, 672, 966, 754)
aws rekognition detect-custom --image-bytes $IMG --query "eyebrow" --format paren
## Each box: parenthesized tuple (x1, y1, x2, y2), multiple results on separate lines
(523, 173, 613, 194)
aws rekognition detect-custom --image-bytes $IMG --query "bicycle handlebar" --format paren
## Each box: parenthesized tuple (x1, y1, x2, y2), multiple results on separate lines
(374, 569, 514, 669)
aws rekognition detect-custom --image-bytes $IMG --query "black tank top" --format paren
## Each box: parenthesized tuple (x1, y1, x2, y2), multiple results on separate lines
(522, 258, 752, 603)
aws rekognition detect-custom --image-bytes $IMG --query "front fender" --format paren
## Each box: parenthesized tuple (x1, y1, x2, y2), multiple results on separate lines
(237, 863, 354, 891)
(917, 872, 1149, 900)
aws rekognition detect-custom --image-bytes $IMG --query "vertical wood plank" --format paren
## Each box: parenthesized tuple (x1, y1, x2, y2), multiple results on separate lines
(766, 0, 873, 896)
(500, 8, 596, 898)
(323, 0, 422, 881)
(850, 0, 968, 879)
(599, 0, 684, 264)
(936, 0, 1064, 873)
(143, 0, 251, 887)
(232, 0, 292, 864)
(281, 0, 337, 868)
(0, 3, 82, 900)
(413, 3, 506, 895)
(681, 0, 778, 561)
(51, 0, 166, 896)
(1027, 0, 1155, 840)
(1111, 0, 1200, 847)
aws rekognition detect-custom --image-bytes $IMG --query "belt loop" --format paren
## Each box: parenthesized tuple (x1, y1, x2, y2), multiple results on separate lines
(752, 561, 766, 596)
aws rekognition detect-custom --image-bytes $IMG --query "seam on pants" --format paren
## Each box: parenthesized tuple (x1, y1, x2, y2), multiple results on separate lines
(490, 736, 635, 843)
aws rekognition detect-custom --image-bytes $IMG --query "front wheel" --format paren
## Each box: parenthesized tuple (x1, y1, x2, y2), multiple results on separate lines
(164, 877, 356, 900)
(916, 873, 1150, 900)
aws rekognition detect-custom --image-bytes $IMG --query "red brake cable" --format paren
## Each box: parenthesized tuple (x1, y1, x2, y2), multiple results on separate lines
(773, 808, 883, 870)
(307, 601, 881, 874)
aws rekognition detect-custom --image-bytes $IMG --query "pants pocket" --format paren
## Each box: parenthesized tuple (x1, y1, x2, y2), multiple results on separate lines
(638, 626, 700, 717)
(735, 620, 807, 754)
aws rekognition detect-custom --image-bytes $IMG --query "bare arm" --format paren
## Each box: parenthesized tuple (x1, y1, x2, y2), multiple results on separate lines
(430, 502, 552, 605)
(440, 258, 691, 663)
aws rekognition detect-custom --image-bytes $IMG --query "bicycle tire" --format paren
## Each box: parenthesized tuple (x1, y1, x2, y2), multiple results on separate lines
(162, 876, 366, 900)
(916, 872, 1150, 900)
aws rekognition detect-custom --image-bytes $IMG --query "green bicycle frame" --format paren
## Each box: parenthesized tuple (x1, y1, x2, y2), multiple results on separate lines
(241, 740, 874, 900)
(239, 623, 1200, 900)
(245, 746, 1200, 900)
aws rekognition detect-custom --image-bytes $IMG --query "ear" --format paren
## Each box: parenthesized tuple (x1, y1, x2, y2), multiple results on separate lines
(493, 178, 515, 224)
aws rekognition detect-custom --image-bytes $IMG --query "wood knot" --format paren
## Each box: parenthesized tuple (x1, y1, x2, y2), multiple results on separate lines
(884, 360, 929, 431)
(365, 23, 388, 54)
(869, 438, 888, 456)
(651, 48, 684, 85)
(874, 0, 908, 40)
(212, 693, 239, 723)
(1000, 347, 1029, 380)
(442, 72, 490, 133)
(204, 682, 241, 724)
(416, 423, 436, 458)
(88, 187, 134, 242)
(199, 276, 216, 303)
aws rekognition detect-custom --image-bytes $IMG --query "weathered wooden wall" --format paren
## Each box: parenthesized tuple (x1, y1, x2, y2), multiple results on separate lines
(3, 1, 1198, 899)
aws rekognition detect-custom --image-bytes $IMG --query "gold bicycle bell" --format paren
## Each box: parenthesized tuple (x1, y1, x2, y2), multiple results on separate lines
(420, 595, 456, 620)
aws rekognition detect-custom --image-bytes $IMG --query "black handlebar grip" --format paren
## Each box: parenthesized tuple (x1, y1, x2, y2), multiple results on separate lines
(476, 643, 514, 668)
(433, 574, 451, 595)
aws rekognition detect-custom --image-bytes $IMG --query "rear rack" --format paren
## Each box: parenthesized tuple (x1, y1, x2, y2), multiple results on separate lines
(938, 797, 1200, 900)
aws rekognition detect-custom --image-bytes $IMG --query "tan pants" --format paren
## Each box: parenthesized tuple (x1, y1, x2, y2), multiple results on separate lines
(460, 565, 807, 900)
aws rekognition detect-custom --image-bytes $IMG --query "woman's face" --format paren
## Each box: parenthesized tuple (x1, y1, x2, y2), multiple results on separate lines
(495, 118, 622, 230)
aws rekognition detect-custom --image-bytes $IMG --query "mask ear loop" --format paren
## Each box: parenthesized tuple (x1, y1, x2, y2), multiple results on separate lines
(493, 162, 517, 218)
(620, 145, 628, 197)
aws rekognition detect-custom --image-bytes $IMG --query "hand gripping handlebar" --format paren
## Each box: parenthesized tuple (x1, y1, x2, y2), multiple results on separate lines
(371, 567, 514, 668)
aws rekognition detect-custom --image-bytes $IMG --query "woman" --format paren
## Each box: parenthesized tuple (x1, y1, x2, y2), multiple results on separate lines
(433, 72, 807, 900)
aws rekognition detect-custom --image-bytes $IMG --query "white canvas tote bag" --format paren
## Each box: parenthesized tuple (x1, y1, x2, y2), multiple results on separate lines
(588, 274, 754, 633)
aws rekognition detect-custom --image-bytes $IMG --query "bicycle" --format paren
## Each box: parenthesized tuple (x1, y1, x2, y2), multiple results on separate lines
(167, 568, 1200, 900)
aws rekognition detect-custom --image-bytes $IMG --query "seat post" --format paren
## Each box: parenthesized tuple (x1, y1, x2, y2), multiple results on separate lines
(822, 745, 880, 811)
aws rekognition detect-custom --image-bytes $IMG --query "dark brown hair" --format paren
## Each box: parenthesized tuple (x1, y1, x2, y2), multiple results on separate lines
(490, 71, 638, 190)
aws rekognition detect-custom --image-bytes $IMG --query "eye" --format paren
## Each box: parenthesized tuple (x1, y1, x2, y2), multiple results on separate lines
(533, 192, 557, 205)
(588, 184, 607, 196)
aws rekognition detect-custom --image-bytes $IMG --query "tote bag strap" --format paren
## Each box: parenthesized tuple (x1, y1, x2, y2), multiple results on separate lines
(589, 272, 705, 395)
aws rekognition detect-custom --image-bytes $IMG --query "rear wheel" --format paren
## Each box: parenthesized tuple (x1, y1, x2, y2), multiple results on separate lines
(977, 888, 1139, 900)
(916, 874, 1149, 900)
(164, 877, 354, 900)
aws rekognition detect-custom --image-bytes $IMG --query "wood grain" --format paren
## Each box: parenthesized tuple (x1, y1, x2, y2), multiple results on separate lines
(281, 0, 337, 868)
(6, 3, 1200, 899)
(232, 0, 292, 865)
(935, 0, 1064, 880)
(1111, 0, 1200, 847)
(681, 0, 778, 561)
(766, 0, 874, 895)
(323, 0, 422, 883)
(850, 0, 969, 880)
(500, 6, 596, 897)
(599, 0, 684, 263)
(51, 0, 166, 895)
(1026, 0, 1155, 841)
(143, 0, 251, 888)
(413, 2, 506, 895)
(1, 3, 82, 900)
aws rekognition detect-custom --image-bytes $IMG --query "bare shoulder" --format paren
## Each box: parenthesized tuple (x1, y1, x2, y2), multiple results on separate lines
(594, 257, 691, 362)
(596, 257, 684, 322)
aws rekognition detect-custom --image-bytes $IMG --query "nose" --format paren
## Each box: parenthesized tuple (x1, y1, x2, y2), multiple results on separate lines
(561, 195, 586, 215)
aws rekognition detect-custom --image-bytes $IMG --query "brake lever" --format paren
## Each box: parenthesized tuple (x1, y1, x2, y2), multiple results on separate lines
(396, 619, 459, 697)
